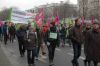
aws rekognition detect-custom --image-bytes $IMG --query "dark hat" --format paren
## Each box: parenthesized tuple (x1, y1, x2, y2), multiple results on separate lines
(92, 21, 99, 25)
(50, 22, 55, 26)
(75, 18, 79, 23)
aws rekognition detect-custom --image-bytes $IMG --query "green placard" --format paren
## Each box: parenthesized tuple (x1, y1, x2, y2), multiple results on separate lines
(49, 32, 57, 39)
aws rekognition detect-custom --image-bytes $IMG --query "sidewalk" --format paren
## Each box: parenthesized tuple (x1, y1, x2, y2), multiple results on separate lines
(0, 46, 12, 66)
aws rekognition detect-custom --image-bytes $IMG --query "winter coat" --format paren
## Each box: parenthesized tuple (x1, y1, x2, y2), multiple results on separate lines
(60, 27, 66, 38)
(0, 26, 3, 34)
(3, 25, 8, 34)
(9, 26, 16, 35)
(16, 29, 26, 39)
(70, 26, 84, 44)
(86, 30, 100, 62)
(24, 31, 37, 50)
(47, 26, 60, 46)
(83, 28, 91, 56)
(36, 28, 43, 46)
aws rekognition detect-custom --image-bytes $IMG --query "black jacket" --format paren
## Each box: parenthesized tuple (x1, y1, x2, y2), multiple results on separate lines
(47, 26, 60, 46)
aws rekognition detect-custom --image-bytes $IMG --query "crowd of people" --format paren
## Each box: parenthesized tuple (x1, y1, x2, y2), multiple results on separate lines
(0, 18, 100, 66)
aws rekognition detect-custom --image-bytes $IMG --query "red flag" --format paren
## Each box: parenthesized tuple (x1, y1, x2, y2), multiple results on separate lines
(34, 14, 39, 22)
(34, 8, 44, 27)
(92, 16, 94, 24)
(82, 16, 84, 25)
(46, 18, 50, 27)
(54, 15, 59, 25)
(37, 18, 42, 27)
(43, 26, 48, 33)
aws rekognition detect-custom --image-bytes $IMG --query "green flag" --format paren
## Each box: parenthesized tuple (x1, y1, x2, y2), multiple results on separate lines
(6, 8, 12, 22)
(31, 22, 37, 29)
(52, 16, 55, 21)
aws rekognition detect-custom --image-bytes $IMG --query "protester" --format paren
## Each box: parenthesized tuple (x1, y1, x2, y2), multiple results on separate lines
(47, 22, 59, 66)
(36, 27, 45, 59)
(70, 18, 84, 66)
(16, 25, 26, 57)
(43, 25, 48, 45)
(83, 22, 91, 66)
(85, 22, 100, 66)
(0, 24, 3, 41)
(67, 25, 73, 47)
(60, 25, 66, 47)
(24, 26, 37, 66)
(9, 23, 16, 43)
(3, 22, 9, 45)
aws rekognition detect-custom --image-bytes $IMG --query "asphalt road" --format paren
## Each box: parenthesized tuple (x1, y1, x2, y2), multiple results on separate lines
(0, 42, 12, 66)
(0, 40, 99, 66)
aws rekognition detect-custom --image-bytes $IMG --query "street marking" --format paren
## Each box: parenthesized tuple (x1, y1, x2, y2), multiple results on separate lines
(70, 48, 84, 51)
(41, 56, 48, 59)
(56, 48, 61, 51)
(65, 44, 70, 46)
(67, 53, 85, 60)
(38, 58, 47, 63)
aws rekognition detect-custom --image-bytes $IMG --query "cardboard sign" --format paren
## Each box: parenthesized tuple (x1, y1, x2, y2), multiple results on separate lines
(49, 32, 57, 39)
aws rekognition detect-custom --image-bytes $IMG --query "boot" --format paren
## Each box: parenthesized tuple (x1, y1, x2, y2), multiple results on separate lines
(88, 61, 91, 66)
(49, 60, 54, 66)
(84, 60, 87, 66)
(72, 60, 79, 66)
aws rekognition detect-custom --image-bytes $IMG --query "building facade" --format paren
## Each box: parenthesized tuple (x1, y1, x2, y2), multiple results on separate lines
(27, 1, 78, 20)
(78, 0, 100, 21)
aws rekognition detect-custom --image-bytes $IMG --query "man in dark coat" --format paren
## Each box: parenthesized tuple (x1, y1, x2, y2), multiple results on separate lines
(9, 24, 16, 43)
(0, 25, 3, 41)
(16, 25, 26, 57)
(60, 25, 66, 47)
(83, 23, 91, 66)
(47, 22, 60, 66)
(3, 22, 9, 45)
(36, 27, 45, 59)
(70, 18, 84, 66)
(86, 22, 100, 66)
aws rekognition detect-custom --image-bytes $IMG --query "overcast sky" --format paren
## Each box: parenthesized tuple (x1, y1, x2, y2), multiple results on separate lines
(0, 0, 77, 11)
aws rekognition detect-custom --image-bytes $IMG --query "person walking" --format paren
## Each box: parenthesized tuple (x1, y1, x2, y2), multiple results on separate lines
(24, 26, 37, 66)
(70, 18, 84, 66)
(47, 22, 59, 66)
(85, 22, 100, 66)
(83, 22, 91, 66)
(9, 24, 16, 43)
(60, 25, 66, 47)
(3, 22, 9, 45)
(0, 24, 3, 42)
(16, 25, 26, 57)
(36, 27, 46, 59)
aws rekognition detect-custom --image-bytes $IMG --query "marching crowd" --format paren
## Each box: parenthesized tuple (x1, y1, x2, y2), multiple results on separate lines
(0, 18, 100, 66)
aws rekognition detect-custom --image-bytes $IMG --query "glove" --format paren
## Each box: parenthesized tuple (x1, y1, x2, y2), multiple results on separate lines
(47, 42, 50, 46)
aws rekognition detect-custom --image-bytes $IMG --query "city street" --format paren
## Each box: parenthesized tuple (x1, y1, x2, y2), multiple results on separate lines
(0, 39, 86, 66)
(0, 0, 100, 66)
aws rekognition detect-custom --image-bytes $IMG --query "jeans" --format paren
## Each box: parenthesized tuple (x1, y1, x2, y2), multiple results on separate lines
(61, 37, 66, 45)
(0, 33, 3, 41)
(35, 46, 38, 58)
(36, 44, 46, 57)
(18, 38, 25, 56)
(47, 42, 56, 62)
(4, 33, 8, 45)
(36, 44, 41, 57)
(27, 49, 36, 64)
(9, 34, 14, 43)
(72, 42, 82, 66)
